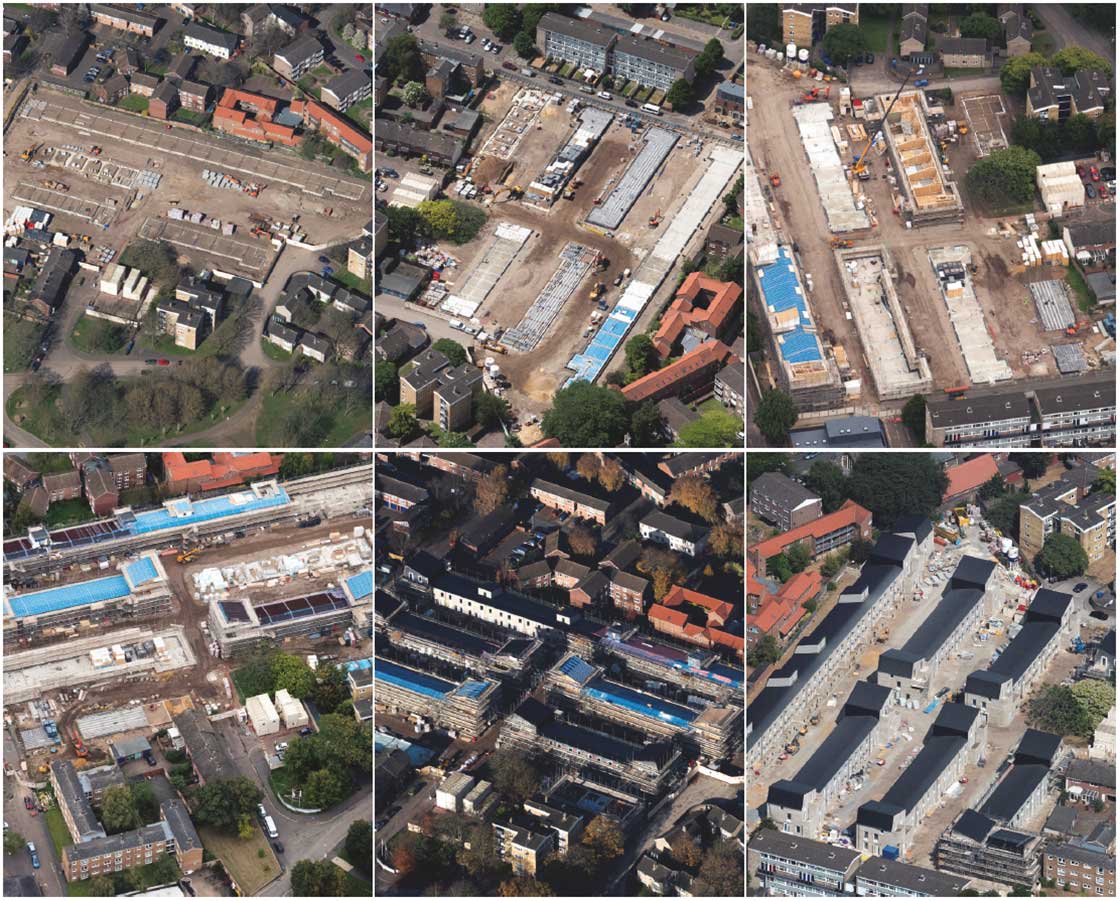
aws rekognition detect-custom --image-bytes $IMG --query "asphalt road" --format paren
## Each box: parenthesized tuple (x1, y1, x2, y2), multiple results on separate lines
(4, 732, 67, 898)
(1034, 5, 1114, 58)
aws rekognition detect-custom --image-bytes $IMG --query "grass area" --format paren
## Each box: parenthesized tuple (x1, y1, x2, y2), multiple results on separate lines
(260, 337, 294, 362)
(118, 94, 149, 114)
(859, 12, 892, 52)
(339, 866, 372, 896)
(44, 498, 95, 528)
(1067, 265, 1096, 313)
(330, 267, 372, 296)
(5, 382, 248, 447)
(255, 390, 371, 447)
(139, 332, 199, 357)
(558, 61, 575, 78)
(3, 314, 47, 372)
(268, 766, 302, 807)
(66, 858, 181, 896)
(1032, 31, 1057, 55)
(44, 805, 72, 857)
(297, 76, 317, 95)
(34, 453, 78, 474)
(172, 108, 209, 126)
(943, 67, 989, 77)
(345, 96, 372, 129)
(199, 826, 279, 896)
(673, 5, 742, 27)
(312, 64, 332, 77)
(70, 314, 130, 355)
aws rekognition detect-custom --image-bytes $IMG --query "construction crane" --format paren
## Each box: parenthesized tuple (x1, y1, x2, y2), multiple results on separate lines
(852, 65, 925, 180)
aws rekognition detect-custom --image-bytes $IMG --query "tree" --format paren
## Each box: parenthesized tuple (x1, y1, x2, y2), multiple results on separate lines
(101, 784, 140, 833)
(665, 77, 692, 110)
(402, 80, 427, 108)
(490, 750, 540, 803)
(568, 524, 598, 558)
(802, 460, 847, 514)
(391, 842, 417, 878)
(959, 12, 1000, 42)
(438, 430, 472, 447)
(576, 453, 601, 482)
(629, 401, 665, 447)
(131, 781, 159, 824)
(901, 394, 926, 441)
(986, 490, 1031, 536)
(1071, 679, 1115, 726)
(676, 409, 742, 447)
(547, 451, 570, 471)
(847, 454, 948, 528)
(767, 552, 792, 582)
(432, 338, 468, 366)
(1029, 683, 1094, 737)
(966, 146, 1042, 207)
(3, 829, 25, 855)
(476, 392, 514, 430)
(483, 5, 523, 41)
(271, 653, 315, 699)
(475, 464, 511, 515)
(1092, 467, 1116, 497)
(978, 474, 1007, 502)
(1051, 46, 1113, 77)
(821, 22, 869, 66)
(380, 33, 423, 84)
(787, 540, 812, 574)
(386, 404, 420, 441)
(514, 30, 537, 59)
(192, 778, 263, 833)
(458, 823, 508, 882)
(237, 814, 255, 840)
(1000, 52, 1047, 97)
(746, 634, 783, 668)
(709, 523, 743, 560)
(290, 859, 346, 896)
(624, 334, 658, 380)
(375, 360, 399, 406)
(499, 877, 551, 896)
(582, 815, 624, 860)
(693, 37, 725, 78)
(305, 767, 348, 809)
(385, 205, 424, 245)
(1014, 453, 1051, 478)
(542, 382, 630, 446)
(670, 834, 703, 870)
(669, 475, 720, 523)
(439, 9, 458, 35)
(1036, 533, 1088, 580)
(313, 661, 352, 714)
(521, 5, 561, 34)
(753, 389, 797, 444)
(693, 840, 744, 897)
(85, 876, 117, 897)
(598, 457, 625, 492)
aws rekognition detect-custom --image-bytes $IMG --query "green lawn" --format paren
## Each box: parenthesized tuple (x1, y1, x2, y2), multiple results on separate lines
(260, 337, 294, 362)
(118, 94, 149, 114)
(268, 767, 303, 807)
(199, 826, 279, 897)
(1067, 265, 1095, 313)
(139, 332, 199, 357)
(340, 867, 372, 896)
(44, 805, 72, 857)
(1031, 32, 1057, 55)
(70, 314, 130, 355)
(858, 12, 892, 52)
(255, 391, 371, 447)
(345, 96, 372, 129)
(330, 268, 372, 296)
(172, 108, 209, 126)
(44, 498, 95, 528)
(66, 858, 181, 896)
(3, 314, 47, 372)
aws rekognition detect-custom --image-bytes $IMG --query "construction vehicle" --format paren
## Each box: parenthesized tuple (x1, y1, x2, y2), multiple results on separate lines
(943, 384, 969, 399)
(37, 764, 49, 775)
(73, 740, 88, 758)
(589, 283, 606, 302)
(957, 121, 969, 135)
(810, 713, 820, 726)
(829, 237, 853, 248)
(42, 180, 68, 191)
(90, 145, 102, 156)
(801, 86, 830, 103)
(250, 227, 270, 239)
(770, 173, 781, 187)
(595, 253, 610, 272)
(798, 724, 808, 735)
(648, 208, 661, 227)
(177, 546, 203, 564)
(21, 143, 42, 162)
(853, 65, 925, 180)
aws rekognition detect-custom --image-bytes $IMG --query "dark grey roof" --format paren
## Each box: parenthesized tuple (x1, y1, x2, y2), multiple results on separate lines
(950, 556, 995, 592)
(532, 478, 611, 513)
(790, 715, 881, 792)
(747, 829, 861, 873)
(1034, 373, 1115, 416)
(1026, 588, 1072, 624)
(991, 621, 1061, 683)
(931, 702, 979, 739)
(1045, 841, 1116, 871)
(184, 21, 239, 52)
(892, 514, 933, 545)
(878, 648, 921, 679)
(459, 505, 518, 552)
(1015, 729, 1062, 767)
(1067, 758, 1116, 789)
(393, 611, 498, 656)
(889, 587, 982, 669)
(790, 415, 886, 448)
(376, 473, 429, 504)
(953, 809, 996, 843)
(979, 764, 1049, 823)
(161, 799, 201, 853)
(751, 471, 820, 513)
(854, 857, 970, 896)
(1044, 805, 1079, 835)
(1063, 217, 1116, 249)
(844, 681, 892, 718)
(64, 823, 167, 862)
(767, 778, 812, 809)
(538, 11, 616, 48)
(965, 668, 1011, 699)
(51, 760, 103, 839)
(174, 708, 239, 783)
(927, 390, 1032, 428)
(868, 735, 966, 821)
(870, 532, 913, 567)
(1101, 629, 1116, 659)
(939, 36, 988, 55)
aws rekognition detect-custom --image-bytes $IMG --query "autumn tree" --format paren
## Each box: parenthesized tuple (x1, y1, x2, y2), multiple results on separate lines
(576, 453, 601, 482)
(708, 522, 743, 560)
(670, 834, 703, 870)
(546, 451, 570, 471)
(568, 524, 598, 558)
(597, 457, 625, 492)
(475, 464, 510, 515)
(582, 815, 624, 860)
(392, 842, 417, 877)
(499, 876, 551, 896)
(670, 474, 720, 523)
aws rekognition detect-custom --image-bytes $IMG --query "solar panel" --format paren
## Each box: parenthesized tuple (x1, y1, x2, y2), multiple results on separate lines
(559, 655, 596, 684)
(125, 557, 158, 586)
(456, 680, 489, 699)
(8, 574, 131, 618)
(345, 571, 372, 601)
(255, 590, 349, 625)
(218, 601, 250, 622)
(988, 829, 1032, 852)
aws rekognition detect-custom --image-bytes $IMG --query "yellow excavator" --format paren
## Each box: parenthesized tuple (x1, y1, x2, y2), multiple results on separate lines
(851, 65, 925, 181)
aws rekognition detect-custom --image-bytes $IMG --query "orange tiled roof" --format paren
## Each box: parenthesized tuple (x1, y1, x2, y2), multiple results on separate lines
(652, 272, 742, 358)
(163, 451, 283, 490)
(943, 454, 998, 501)
(621, 341, 736, 403)
(749, 499, 871, 562)
(661, 585, 733, 624)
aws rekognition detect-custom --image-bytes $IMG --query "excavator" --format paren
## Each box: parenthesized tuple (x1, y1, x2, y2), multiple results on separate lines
(851, 64, 925, 181)
(21, 143, 41, 162)
(829, 237, 853, 248)
(801, 85, 830, 103)
(177, 546, 203, 564)
(648, 208, 662, 227)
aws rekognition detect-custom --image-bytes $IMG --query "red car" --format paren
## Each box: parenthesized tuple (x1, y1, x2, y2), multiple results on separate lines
(157, 359, 170, 366)
(355, 53, 365, 62)
(1090, 165, 1101, 182)
(23, 796, 33, 810)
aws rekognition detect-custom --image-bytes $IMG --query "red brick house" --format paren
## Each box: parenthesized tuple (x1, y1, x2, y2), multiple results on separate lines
(85, 467, 120, 516)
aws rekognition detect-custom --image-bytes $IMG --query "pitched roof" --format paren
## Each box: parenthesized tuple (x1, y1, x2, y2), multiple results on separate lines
(621, 341, 735, 402)
(943, 454, 999, 500)
(749, 499, 870, 562)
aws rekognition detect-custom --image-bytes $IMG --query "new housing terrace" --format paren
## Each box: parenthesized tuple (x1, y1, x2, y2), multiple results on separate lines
(746, 515, 933, 771)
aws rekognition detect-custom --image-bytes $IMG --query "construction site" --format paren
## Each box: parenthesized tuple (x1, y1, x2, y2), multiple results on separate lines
(377, 72, 743, 422)
(746, 49, 1116, 444)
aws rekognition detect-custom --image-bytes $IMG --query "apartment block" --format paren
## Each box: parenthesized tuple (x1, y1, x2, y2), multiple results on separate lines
(750, 471, 823, 532)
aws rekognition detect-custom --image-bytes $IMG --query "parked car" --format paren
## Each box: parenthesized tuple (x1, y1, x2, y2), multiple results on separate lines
(1074, 582, 1089, 593)
(1090, 165, 1101, 181)
(28, 843, 39, 868)
(318, 255, 330, 264)
(625, 98, 638, 108)
(157, 358, 170, 366)
(548, 76, 563, 85)
(299, 726, 313, 736)
(1090, 610, 1110, 621)
(23, 797, 33, 811)
(1086, 183, 1097, 198)
(273, 841, 285, 854)
(145, 358, 157, 364)
(355, 54, 365, 62)
(502, 60, 517, 71)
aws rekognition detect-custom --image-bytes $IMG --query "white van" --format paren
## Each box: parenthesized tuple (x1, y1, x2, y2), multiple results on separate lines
(264, 815, 279, 839)
(449, 319, 465, 331)
(642, 103, 663, 116)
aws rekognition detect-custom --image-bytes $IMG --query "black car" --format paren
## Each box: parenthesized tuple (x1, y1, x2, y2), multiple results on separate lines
(272, 841, 284, 855)
(625, 98, 638, 108)
(1074, 582, 1089, 593)
(865, 52, 875, 64)
(145, 358, 157, 364)
(1090, 610, 1109, 621)
(548, 76, 563, 85)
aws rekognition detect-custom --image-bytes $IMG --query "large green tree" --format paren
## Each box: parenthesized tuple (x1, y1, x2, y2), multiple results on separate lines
(380, 34, 423, 84)
(753, 389, 797, 444)
(192, 777, 263, 833)
(345, 820, 373, 877)
(1035, 533, 1089, 580)
(101, 784, 140, 834)
(675, 409, 741, 447)
(375, 360, 399, 406)
(959, 12, 1001, 42)
(489, 750, 541, 804)
(624, 333, 658, 381)
(272, 653, 315, 699)
(542, 382, 631, 446)
(901, 394, 927, 442)
(432, 338, 468, 367)
(665, 78, 692, 110)
(803, 459, 847, 513)
(483, 5, 523, 40)
(1029, 683, 1094, 737)
(1000, 52, 1047, 97)
(846, 453, 948, 528)
(966, 146, 1042, 206)
(1051, 46, 1113, 77)
(290, 859, 346, 896)
(821, 22, 869, 66)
